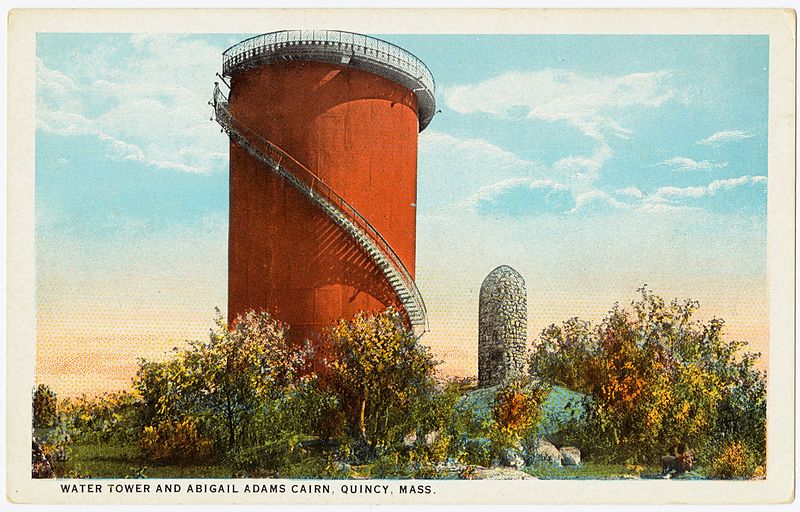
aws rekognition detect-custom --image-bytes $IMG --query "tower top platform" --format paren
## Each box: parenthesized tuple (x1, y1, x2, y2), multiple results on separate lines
(222, 30, 436, 131)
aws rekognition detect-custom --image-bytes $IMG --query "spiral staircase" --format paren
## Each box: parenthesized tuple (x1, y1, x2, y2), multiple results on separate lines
(211, 83, 428, 336)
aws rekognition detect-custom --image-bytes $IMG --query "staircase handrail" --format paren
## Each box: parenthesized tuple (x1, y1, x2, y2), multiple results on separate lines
(212, 84, 428, 333)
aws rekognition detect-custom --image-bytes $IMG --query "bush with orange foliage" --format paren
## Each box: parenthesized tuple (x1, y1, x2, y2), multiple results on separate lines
(530, 287, 766, 469)
(491, 378, 549, 446)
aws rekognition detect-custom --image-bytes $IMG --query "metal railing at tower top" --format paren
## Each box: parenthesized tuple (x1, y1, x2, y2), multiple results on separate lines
(222, 30, 435, 95)
(221, 30, 437, 131)
(211, 84, 429, 336)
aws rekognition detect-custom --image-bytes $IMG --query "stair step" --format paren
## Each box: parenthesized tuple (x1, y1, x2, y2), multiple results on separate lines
(216, 106, 427, 330)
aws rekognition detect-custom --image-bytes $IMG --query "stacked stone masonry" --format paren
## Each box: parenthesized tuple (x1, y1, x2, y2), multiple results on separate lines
(478, 265, 527, 388)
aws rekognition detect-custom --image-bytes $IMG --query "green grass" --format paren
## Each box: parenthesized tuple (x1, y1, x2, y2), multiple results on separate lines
(55, 442, 702, 480)
(53, 443, 234, 479)
(523, 461, 651, 480)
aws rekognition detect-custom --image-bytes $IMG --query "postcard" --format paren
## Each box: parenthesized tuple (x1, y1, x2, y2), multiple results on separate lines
(6, 7, 796, 505)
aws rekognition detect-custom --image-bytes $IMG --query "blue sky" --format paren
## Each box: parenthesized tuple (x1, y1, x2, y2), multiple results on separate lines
(35, 33, 769, 393)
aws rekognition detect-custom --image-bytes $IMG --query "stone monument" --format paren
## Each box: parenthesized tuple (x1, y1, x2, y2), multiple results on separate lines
(478, 265, 527, 388)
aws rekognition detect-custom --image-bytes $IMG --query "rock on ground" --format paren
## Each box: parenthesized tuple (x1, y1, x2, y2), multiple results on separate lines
(465, 466, 537, 480)
(499, 447, 526, 469)
(559, 446, 581, 466)
(532, 438, 562, 466)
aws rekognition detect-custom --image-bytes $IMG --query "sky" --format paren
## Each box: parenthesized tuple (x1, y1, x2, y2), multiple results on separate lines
(35, 33, 769, 396)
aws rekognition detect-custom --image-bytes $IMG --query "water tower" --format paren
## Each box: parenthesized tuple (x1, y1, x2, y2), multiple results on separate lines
(211, 30, 435, 341)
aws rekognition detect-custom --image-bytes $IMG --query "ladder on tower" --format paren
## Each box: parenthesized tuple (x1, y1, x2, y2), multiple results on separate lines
(210, 83, 429, 336)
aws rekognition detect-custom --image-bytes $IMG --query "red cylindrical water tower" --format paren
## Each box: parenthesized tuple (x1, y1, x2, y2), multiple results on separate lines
(212, 30, 435, 341)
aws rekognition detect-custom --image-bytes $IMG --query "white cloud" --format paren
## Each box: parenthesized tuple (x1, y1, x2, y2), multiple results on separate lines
(36, 108, 92, 135)
(468, 177, 566, 202)
(646, 176, 767, 213)
(616, 187, 645, 199)
(573, 190, 630, 213)
(419, 130, 620, 213)
(568, 175, 768, 215)
(36, 36, 228, 174)
(655, 156, 728, 172)
(420, 131, 535, 171)
(98, 134, 145, 162)
(707, 175, 767, 193)
(653, 175, 766, 201)
(464, 178, 574, 216)
(417, 131, 549, 210)
(553, 144, 613, 182)
(461, 173, 766, 217)
(443, 69, 678, 142)
(441, 69, 678, 193)
(696, 130, 755, 146)
(654, 185, 707, 199)
(36, 57, 79, 109)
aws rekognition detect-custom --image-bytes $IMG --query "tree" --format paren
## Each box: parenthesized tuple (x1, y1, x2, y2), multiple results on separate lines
(529, 318, 595, 392)
(135, 308, 312, 451)
(32, 384, 58, 428)
(530, 287, 767, 467)
(323, 308, 438, 452)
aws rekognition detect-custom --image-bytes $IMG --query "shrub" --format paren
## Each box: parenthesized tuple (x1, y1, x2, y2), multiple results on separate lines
(491, 378, 549, 447)
(443, 385, 495, 465)
(708, 442, 754, 479)
(454, 436, 493, 466)
(39, 417, 72, 465)
(135, 308, 312, 453)
(530, 319, 595, 392)
(32, 385, 58, 428)
(442, 379, 550, 466)
(367, 452, 413, 478)
(530, 287, 767, 466)
(227, 381, 340, 474)
(60, 391, 141, 443)
(278, 383, 345, 443)
(405, 378, 470, 464)
(281, 452, 346, 478)
(138, 418, 214, 464)
(323, 308, 439, 454)
(228, 431, 306, 474)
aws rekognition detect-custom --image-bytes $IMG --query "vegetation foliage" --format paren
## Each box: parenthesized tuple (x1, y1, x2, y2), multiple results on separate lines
(324, 308, 438, 455)
(529, 287, 766, 475)
(34, 288, 766, 479)
(32, 384, 58, 428)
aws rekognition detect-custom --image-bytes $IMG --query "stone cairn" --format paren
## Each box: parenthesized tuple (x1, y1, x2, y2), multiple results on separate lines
(478, 265, 527, 388)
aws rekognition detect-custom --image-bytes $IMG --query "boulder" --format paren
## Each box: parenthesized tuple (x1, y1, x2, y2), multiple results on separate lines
(661, 444, 694, 476)
(500, 447, 526, 469)
(531, 438, 562, 466)
(424, 430, 441, 447)
(462, 466, 537, 480)
(559, 446, 581, 466)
